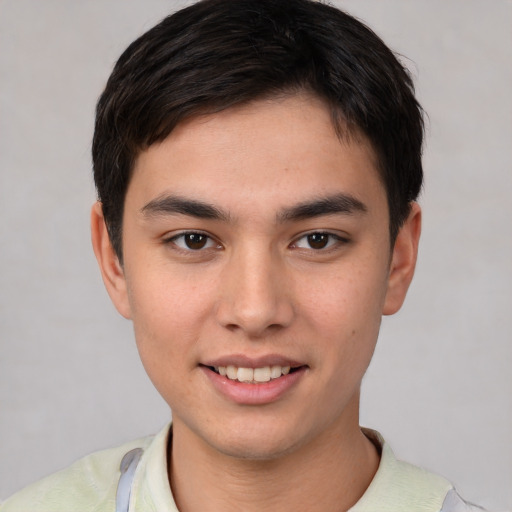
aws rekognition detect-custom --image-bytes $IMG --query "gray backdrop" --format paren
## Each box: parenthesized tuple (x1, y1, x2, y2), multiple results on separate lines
(0, 1, 511, 510)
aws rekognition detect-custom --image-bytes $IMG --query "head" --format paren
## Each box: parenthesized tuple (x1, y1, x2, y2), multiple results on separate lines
(91, 0, 423, 461)
(92, 0, 424, 263)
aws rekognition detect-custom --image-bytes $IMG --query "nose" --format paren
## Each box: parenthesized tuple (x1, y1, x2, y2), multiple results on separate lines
(215, 244, 294, 337)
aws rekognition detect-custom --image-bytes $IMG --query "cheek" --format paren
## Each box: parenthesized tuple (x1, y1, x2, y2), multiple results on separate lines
(125, 271, 210, 371)
(299, 263, 386, 364)
(127, 281, 201, 409)
(302, 263, 387, 325)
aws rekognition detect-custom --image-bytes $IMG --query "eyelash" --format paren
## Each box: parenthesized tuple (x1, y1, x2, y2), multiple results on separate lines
(291, 232, 349, 251)
(165, 231, 221, 252)
(164, 230, 349, 253)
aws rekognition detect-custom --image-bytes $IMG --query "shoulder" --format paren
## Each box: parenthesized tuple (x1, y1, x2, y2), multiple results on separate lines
(0, 434, 154, 512)
(440, 490, 487, 512)
(351, 429, 486, 512)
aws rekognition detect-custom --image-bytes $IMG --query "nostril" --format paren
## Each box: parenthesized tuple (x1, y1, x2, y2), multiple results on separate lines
(214, 275, 294, 335)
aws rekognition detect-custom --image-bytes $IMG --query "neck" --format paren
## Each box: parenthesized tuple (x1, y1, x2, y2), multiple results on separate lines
(168, 400, 380, 512)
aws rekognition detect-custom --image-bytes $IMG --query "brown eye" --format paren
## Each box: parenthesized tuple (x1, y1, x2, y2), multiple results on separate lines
(183, 233, 208, 250)
(307, 233, 330, 249)
(169, 232, 217, 251)
(293, 232, 347, 251)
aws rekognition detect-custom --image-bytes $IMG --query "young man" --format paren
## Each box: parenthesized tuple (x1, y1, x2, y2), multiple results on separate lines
(1, 1, 488, 511)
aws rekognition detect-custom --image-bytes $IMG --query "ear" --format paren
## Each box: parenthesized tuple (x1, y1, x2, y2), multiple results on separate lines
(382, 202, 422, 315)
(90, 202, 132, 319)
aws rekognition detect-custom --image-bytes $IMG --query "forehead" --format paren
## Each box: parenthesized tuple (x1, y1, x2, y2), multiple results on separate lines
(127, 95, 386, 219)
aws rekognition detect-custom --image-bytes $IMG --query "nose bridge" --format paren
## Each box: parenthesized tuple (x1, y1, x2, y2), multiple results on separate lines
(216, 241, 293, 335)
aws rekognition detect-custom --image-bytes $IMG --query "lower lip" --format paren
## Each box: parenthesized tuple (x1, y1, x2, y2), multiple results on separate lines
(201, 366, 307, 405)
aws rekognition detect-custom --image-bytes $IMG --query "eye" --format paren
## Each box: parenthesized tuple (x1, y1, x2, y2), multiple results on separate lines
(292, 232, 347, 250)
(168, 232, 219, 251)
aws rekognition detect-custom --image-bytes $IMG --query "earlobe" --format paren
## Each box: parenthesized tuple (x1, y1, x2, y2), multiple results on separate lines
(382, 202, 422, 316)
(90, 202, 132, 319)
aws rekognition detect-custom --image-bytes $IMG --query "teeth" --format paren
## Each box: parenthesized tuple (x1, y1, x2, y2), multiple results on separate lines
(226, 365, 237, 380)
(253, 367, 270, 382)
(214, 365, 294, 383)
(237, 367, 253, 382)
(270, 365, 282, 379)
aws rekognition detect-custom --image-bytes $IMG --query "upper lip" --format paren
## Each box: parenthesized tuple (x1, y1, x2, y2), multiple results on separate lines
(201, 354, 305, 369)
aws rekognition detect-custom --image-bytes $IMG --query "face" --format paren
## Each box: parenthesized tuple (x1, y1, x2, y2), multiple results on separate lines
(92, 95, 420, 460)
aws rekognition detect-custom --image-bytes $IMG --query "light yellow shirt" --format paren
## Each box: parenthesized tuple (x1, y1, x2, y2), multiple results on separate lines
(0, 424, 482, 512)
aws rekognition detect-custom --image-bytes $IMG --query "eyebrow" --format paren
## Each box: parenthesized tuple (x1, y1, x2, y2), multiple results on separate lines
(276, 193, 367, 222)
(141, 195, 231, 222)
(140, 192, 367, 223)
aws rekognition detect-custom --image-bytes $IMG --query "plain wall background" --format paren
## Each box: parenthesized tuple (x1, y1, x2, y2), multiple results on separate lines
(0, 1, 511, 510)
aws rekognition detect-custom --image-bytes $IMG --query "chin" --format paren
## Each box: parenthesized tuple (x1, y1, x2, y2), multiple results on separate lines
(199, 417, 315, 462)
(212, 435, 303, 462)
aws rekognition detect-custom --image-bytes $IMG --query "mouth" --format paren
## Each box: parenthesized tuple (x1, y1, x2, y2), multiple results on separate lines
(200, 359, 307, 404)
(205, 364, 303, 384)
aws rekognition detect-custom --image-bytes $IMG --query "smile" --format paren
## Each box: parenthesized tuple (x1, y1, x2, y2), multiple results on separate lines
(213, 365, 291, 383)
(201, 362, 307, 404)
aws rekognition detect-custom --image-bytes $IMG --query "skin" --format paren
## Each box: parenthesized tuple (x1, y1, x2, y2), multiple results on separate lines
(91, 94, 421, 511)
